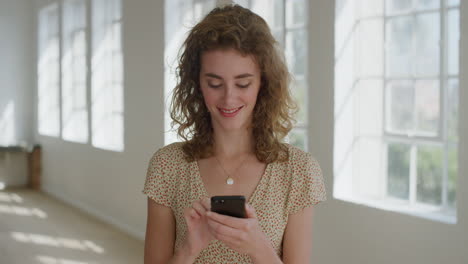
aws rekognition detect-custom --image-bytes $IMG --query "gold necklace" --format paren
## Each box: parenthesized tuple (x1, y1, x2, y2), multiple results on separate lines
(214, 155, 249, 185)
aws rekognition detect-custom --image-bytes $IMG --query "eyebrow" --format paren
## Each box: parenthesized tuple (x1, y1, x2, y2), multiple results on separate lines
(204, 73, 254, 79)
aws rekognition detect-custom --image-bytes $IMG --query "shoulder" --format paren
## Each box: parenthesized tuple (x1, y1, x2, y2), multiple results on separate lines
(149, 142, 189, 172)
(283, 143, 319, 167)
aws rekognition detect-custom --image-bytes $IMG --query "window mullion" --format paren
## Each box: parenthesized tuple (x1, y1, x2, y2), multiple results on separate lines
(58, 0, 64, 139)
(410, 144, 417, 204)
(440, 0, 448, 209)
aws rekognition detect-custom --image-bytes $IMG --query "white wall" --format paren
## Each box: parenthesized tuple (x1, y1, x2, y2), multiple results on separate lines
(0, 0, 34, 146)
(34, 0, 164, 239)
(309, 1, 468, 263)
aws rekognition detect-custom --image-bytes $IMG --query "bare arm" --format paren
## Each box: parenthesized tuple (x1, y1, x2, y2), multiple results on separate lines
(145, 197, 216, 264)
(282, 205, 314, 264)
(144, 197, 176, 263)
(144, 197, 198, 264)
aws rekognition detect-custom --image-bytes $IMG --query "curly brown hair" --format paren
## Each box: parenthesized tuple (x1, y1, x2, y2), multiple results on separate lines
(170, 4, 297, 163)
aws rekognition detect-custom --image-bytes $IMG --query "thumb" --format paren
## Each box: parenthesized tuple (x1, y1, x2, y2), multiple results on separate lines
(245, 203, 257, 219)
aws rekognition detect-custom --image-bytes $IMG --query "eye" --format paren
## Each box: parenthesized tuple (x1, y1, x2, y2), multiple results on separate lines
(208, 82, 222, 88)
(236, 82, 251, 88)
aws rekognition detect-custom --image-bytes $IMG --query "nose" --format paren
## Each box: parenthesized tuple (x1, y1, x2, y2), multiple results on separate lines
(222, 83, 236, 102)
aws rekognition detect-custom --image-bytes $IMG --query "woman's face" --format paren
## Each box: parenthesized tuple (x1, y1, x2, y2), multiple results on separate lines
(199, 48, 261, 133)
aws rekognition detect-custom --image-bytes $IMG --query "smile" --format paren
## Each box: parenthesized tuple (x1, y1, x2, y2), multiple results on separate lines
(218, 106, 243, 117)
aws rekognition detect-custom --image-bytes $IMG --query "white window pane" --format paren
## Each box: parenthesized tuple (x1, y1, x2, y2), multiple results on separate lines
(386, 16, 412, 77)
(387, 81, 413, 133)
(273, 0, 284, 28)
(288, 128, 307, 151)
(386, 0, 412, 14)
(251, 0, 283, 30)
(387, 142, 410, 200)
(112, 0, 122, 20)
(272, 29, 283, 46)
(291, 78, 307, 124)
(447, 79, 458, 142)
(233, 0, 249, 8)
(357, 79, 384, 135)
(447, 0, 459, 7)
(448, 146, 457, 209)
(356, 0, 383, 18)
(415, 80, 439, 135)
(74, 56, 87, 84)
(357, 18, 383, 77)
(286, 0, 306, 27)
(416, 145, 443, 205)
(414, 12, 440, 77)
(286, 29, 306, 75)
(415, 0, 439, 10)
(335, 0, 355, 58)
(250, 0, 273, 26)
(195, 0, 216, 21)
(447, 9, 459, 76)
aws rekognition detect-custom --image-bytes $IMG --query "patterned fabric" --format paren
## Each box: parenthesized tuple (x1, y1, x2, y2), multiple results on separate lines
(142, 142, 326, 263)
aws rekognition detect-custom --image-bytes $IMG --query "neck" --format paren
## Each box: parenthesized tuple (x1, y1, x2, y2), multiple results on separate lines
(212, 127, 254, 159)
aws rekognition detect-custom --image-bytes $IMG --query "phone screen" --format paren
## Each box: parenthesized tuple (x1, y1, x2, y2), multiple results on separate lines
(211, 195, 246, 218)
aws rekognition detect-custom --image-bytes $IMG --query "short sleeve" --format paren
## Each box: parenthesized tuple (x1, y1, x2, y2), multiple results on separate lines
(142, 151, 174, 208)
(287, 152, 327, 215)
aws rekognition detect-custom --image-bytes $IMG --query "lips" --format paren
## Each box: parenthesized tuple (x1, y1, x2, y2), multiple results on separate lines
(218, 106, 243, 117)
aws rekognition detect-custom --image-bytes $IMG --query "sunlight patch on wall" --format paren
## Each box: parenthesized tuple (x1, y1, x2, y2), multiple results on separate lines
(0, 101, 16, 145)
(62, 0, 88, 143)
(91, 0, 124, 152)
(38, 3, 60, 138)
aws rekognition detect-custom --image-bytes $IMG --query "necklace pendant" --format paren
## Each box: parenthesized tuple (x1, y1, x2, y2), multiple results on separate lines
(226, 177, 234, 185)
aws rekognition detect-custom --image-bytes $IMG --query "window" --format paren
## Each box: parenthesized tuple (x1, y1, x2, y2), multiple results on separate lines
(62, 0, 88, 143)
(91, 0, 124, 151)
(37, 0, 123, 152)
(38, 3, 60, 137)
(164, 0, 309, 151)
(334, 0, 459, 223)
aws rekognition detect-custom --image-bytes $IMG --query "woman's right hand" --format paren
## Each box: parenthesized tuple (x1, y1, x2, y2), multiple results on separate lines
(179, 197, 215, 257)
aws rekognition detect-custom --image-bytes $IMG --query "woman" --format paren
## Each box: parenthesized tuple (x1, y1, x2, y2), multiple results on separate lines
(143, 4, 326, 263)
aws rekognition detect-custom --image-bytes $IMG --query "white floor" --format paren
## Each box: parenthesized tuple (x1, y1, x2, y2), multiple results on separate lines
(0, 187, 143, 264)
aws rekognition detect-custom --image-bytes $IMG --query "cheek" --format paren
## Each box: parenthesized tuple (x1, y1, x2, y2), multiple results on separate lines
(200, 88, 218, 107)
(245, 87, 261, 105)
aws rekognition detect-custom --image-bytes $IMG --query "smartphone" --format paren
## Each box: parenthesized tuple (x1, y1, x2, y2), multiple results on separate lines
(211, 195, 246, 218)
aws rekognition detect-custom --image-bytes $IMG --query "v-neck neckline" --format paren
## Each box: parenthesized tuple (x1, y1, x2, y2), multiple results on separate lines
(193, 159, 272, 205)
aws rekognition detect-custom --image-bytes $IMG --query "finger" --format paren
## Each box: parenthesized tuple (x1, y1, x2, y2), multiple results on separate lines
(190, 208, 201, 219)
(207, 218, 241, 241)
(201, 197, 211, 211)
(192, 200, 208, 216)
(206, 211, 245, 229)
(214, 232, 240, 249)
(183, 208, 196, 229)
(245, 203, 257, 219)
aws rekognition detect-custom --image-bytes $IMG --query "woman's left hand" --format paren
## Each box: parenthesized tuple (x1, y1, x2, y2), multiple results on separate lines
(206, 203, 271, 256)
